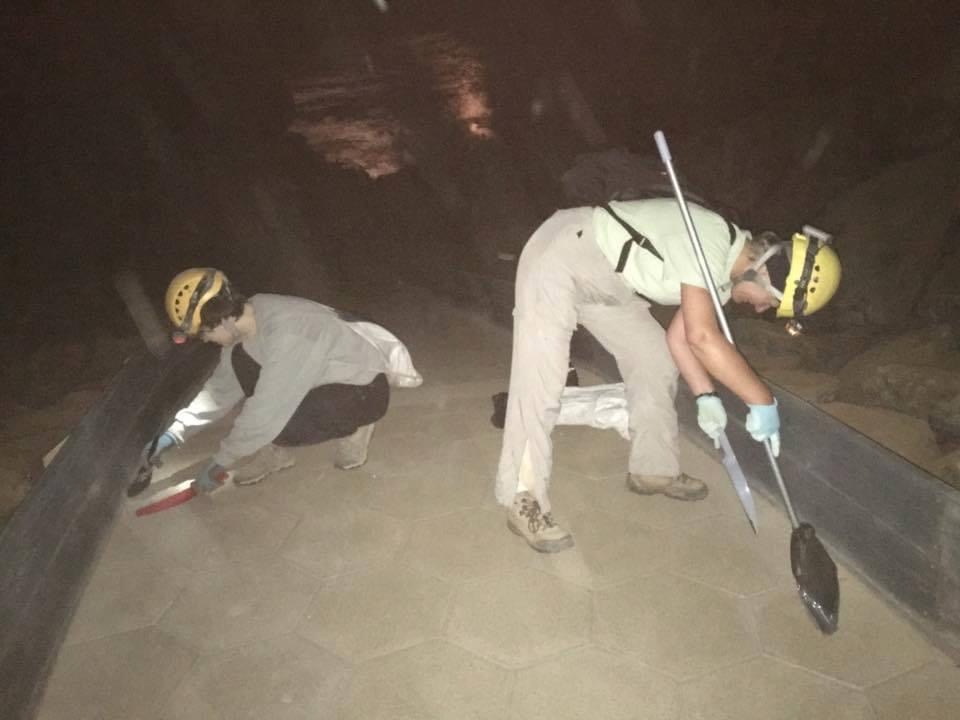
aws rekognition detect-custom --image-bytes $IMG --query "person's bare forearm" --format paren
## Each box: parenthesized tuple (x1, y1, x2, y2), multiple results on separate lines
(666, 310, 715, 395)
(687, 330, 773, 405)
(677, 285, 774, 406)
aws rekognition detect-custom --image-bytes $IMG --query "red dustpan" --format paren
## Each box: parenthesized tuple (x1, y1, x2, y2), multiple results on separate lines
(135, 469, 230, 517)
(135, 479, 197, 516)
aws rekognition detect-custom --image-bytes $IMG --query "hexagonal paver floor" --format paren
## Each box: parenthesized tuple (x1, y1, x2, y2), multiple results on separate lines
(593, 573, 759, 679)
(445, 568, 592, 667)
(755, 574, 943, 687)
(33, 288, 960, 719)
(401, 507, 525, 582)
(521, 505, 674, 590)
(867, 661, 960, 719)
(279, 504, 409, 578)
(679, 656, 874, 720)
(667, 514, 795, 596)
(62, 555, 188, 646)
(511, 647, 679, 720)
(158, 557, 322, 654)
(38, 627, 196, 720)
(296, 564, 453, 661)
(337, 639, 512, 720)
(160, 634, 350, 720)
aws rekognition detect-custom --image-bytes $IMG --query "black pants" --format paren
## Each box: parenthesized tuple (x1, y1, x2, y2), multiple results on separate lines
(232, 345, 390, 447)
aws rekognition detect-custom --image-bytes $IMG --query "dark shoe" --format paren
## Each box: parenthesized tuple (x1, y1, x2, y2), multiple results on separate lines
(626, 473, 709, 501)
(507, 492, 575, 553)
(491, 368, 576, 430)
(490, 392, 508, 429)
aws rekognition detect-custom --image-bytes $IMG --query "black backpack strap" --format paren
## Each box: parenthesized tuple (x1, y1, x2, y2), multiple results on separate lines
(600, 203, 664, 272)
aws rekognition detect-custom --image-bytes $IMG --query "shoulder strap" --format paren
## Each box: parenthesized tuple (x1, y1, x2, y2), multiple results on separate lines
(600, 203, 664, 272)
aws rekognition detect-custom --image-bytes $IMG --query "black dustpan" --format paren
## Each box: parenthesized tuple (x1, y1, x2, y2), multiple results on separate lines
(768, 443, 840, 635)
(791, 522, 840, 634)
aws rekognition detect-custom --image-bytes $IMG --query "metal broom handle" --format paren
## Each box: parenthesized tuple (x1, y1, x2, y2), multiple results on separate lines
(654, 130, 801, 529)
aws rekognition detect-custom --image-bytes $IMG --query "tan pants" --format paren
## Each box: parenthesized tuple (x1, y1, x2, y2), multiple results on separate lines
(495, 208, 680, 512)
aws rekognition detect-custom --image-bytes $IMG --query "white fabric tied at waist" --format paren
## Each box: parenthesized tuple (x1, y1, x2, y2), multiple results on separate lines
(347, 321, 423, 388)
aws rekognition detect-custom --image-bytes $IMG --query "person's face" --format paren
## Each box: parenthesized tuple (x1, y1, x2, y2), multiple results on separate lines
(730, 278, 778, 314)
(199, 319, 236, 346)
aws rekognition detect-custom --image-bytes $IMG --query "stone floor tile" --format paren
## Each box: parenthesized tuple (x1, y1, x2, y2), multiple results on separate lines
(679, 656, 874, 720)
(522, 507, 673, 590)
(352, 464, 488, 520)
(37, 627, 196, 720)
(542, 466, 614, 515)
(867, 661, 960, 719)
(446, 568, 591, 667)
(336, 639, 511, 720)
(63, 556, 187, 645)
(162, 634, 351, 720)
(95, 519, 164, 566)
(280, 504, 408, 578)
(225, 451, 373, 517)
(361, 428, 447, 475)
(376, 398, 500, 440)
(402, 507, 525, 581)
(668, 514, 795, 596)
(365, 429, 502, 479)
(552, 426, 630, 479)
(192, 499, 301, 564)
(297, 565, 453, 661)
(755, 575, 941, 687)
(510, 646, 679, 720)
(158, 557, 322, 654)
(119, 493, 235, 573)
(593, 574, 758, 679)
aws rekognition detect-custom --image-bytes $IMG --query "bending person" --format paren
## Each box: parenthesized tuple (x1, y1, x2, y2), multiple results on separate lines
(143, 268, 405, 493)
(496, 198, 840, 552)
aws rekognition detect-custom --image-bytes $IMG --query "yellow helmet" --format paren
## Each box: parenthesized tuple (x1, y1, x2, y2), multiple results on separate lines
(165, 268, 229, 336)
(776, 231, 841, 318)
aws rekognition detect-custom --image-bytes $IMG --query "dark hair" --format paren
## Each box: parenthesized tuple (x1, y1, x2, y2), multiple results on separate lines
(199, 289, 247, 330)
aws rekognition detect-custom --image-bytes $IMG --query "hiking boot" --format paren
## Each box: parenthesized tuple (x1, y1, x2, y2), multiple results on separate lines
(507, 492, 575, 553)
(233, 444, 296, 486)
(626, 472, 709, 501)
(334, 423, 375, 470)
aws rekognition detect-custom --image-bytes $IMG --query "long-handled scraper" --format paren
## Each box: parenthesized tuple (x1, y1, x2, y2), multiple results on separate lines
(654, 130, 839, 634)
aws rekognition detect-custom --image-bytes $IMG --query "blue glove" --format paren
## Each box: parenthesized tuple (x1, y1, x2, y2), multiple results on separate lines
(746, 400, 781, 457)
(695, 394, 727, 448)
(195, 461, 228, 494)
(144, 431, 177, 461)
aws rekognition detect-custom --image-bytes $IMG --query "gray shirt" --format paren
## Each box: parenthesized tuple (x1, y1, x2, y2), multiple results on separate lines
(168, 294, 387, 467)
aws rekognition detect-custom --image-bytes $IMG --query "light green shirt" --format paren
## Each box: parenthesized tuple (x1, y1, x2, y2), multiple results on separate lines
(593, 198, 747, 306)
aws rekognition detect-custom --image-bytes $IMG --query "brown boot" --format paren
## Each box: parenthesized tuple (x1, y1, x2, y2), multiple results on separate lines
(626, 473, 708, 501)
(507, 492, 574, 553)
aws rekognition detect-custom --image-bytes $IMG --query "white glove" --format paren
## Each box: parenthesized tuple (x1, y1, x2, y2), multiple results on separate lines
(696, 393, 727, 448)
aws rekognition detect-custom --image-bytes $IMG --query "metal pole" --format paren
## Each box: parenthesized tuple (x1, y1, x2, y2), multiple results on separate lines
(654, 129, 801, 530)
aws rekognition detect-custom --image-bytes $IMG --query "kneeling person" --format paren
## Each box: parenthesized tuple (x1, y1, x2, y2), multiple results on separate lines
(150, 268, 393, 492)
